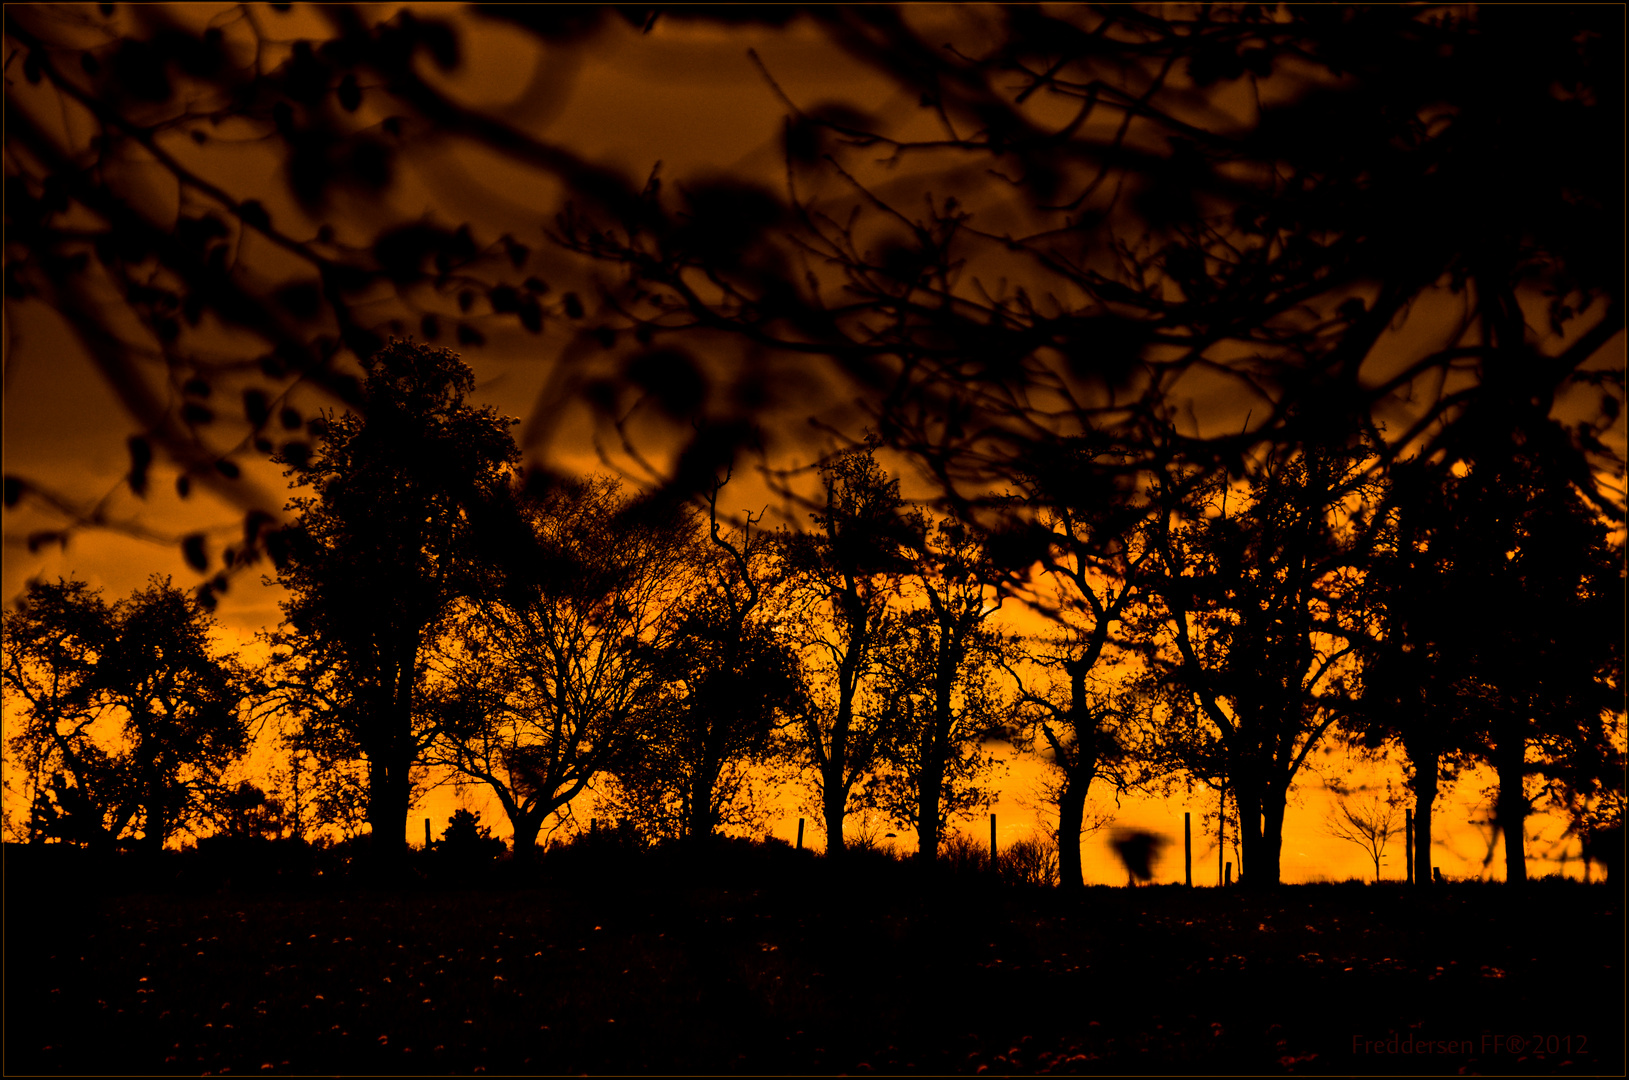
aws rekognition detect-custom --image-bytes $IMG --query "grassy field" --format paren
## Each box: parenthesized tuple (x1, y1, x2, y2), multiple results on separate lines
(5, 842, 1621, 1075)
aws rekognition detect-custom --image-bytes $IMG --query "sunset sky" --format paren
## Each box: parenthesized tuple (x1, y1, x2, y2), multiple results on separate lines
(4, 3, 1621, 880)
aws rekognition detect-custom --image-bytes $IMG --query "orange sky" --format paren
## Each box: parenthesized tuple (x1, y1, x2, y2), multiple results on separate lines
(3, 5, 1620, 878)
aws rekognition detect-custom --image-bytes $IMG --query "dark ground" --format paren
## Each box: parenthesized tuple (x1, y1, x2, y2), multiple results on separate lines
(5, 842, 1622, 1076)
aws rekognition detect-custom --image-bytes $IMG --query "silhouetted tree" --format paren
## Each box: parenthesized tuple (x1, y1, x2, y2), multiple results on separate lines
(429, 475, 693, 859)
(1141, 434, 1383, 886)
(273, 339, 519, 862)
(1355, 436, 1623, 885)
(1325, 783, 1405, 883)
(4, 576, 251, 852)
(23, 770, 115, 848)
(1010, 671, 1149, 892)
(1448, 446, 1622, 884)
(1350, 458, 1492, 887)
(3, 579, 109, 844)
(1004, 439, 1153, 890)
(873, 517, 1006, 866)
(604, 475, 806, 844)
(783, 440, 916, 855)
(1580, 815, 1624, 884)
(212, 780, 286, 841)
(431, 808, 505, 868)
(261, 626, 391, 846)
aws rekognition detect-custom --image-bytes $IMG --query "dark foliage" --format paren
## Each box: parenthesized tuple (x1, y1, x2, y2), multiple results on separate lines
(270, 339, 519, 862)
(7, 7, 1619, 587)
(4, 576, 252, 852)
(431, 808, 506, 867)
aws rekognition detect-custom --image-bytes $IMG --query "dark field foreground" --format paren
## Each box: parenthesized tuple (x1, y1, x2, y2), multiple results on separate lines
(6, 845, 1622, 1075)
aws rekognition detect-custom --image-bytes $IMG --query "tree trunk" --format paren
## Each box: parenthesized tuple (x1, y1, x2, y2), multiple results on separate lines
(916, 732, 944, 867)
(510, 811, 544, 862)
(687, 757, 719, 844)
(367, 752, 411, 862)
(1056, 769, 1090, 892)
(1232, 768, 1264, 887)
(1495, 720, 1528, 885)
(1257, 783, 1287, 888)
(367, 645, 419, 866)
(822, 771, 847, 857)
(142, 797, 167, 856)
(917, 627, 960, 867)
(489, 782, 543, 863)
(1407, 741, 1439, 889)
(822, 658, 859, 857)
(136, 744, 166, 855)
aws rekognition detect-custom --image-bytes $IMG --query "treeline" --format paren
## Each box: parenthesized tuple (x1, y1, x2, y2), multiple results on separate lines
(5, 342, 1621, 888)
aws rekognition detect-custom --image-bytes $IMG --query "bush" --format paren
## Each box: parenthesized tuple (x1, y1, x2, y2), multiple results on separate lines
(940, 831, 991, 876)
(998, 834, 1059, 888)
(432, 809, 507, 866)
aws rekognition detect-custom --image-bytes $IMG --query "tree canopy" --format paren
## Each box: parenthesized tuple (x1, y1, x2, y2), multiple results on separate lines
(4, 575, 251, 851)
(272, 338, 518, 859)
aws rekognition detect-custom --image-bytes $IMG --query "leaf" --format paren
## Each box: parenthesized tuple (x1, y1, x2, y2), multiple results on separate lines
(518, 299, 542, 334)
(242, 389, 270, 427)
(488, 285, 519, 313)
(183, 533, 209, 571)
(126, 436, 152, 497)
(626, 348, 705, 418)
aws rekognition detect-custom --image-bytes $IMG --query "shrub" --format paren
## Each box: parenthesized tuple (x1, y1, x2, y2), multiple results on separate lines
(998, 833, 1059, 888)
(940, 831, 991, 876)
(432, 809, 506, 866)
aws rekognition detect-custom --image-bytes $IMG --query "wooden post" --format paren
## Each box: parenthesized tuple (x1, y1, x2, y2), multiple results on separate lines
(1218, 802, 1225, 887)
(796, 817, 805, 850)
(990, 813, 998, 870)
(1405, 808, 1414, 885)
(589, 817, 597, 835)
(424, 817, 432, 850)
(1225, 860, 1232, 887)
(1184, 812, 1192, 887)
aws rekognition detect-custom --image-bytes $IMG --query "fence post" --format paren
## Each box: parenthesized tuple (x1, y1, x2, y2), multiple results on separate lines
(1225, 860, 1232, 887)
(424, 817, 431, 851)
(990, 812, 998, 871)
(796, 817, 805, 851)
(1405, 808, 1414, 885)
(1218, 805, 1225, 887)
(1184, 812, 1192, 887)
